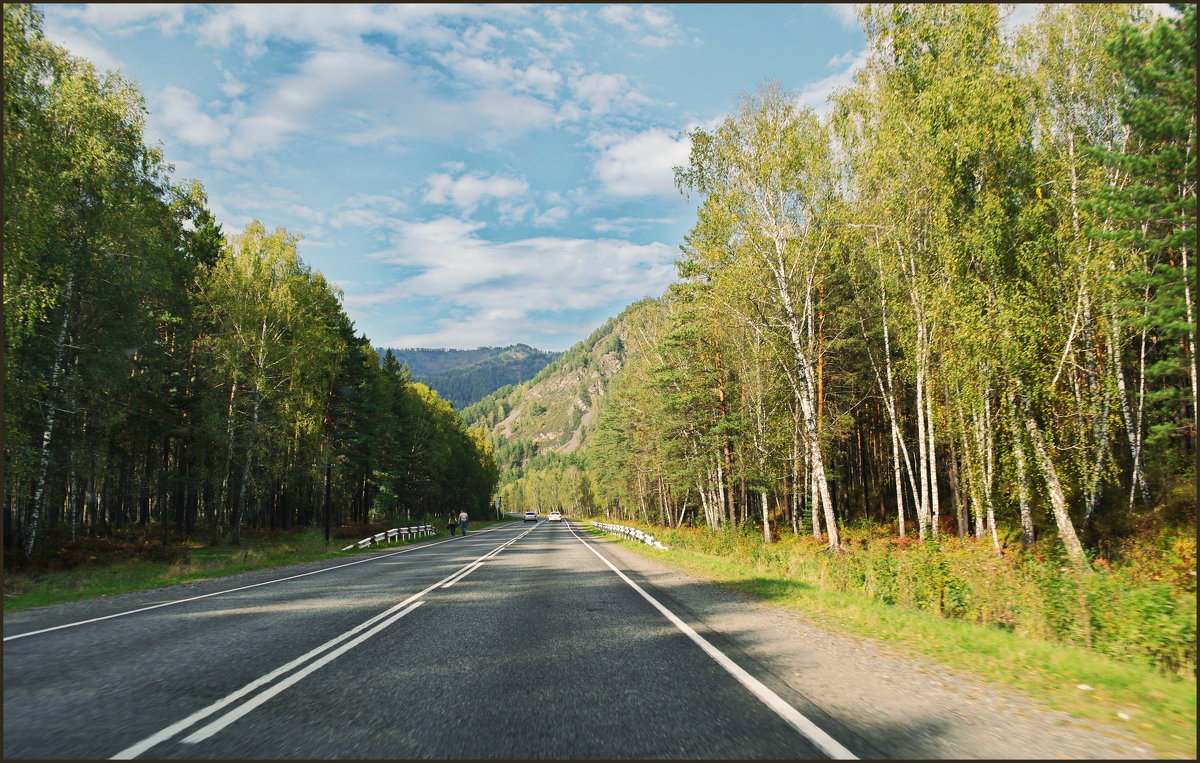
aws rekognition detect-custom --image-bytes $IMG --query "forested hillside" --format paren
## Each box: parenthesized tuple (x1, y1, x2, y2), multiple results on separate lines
(462, 299, 664, 476)
(490, 4, 1196, 675)
(2, 5, 497, 564)
(380, 344, 559, 409)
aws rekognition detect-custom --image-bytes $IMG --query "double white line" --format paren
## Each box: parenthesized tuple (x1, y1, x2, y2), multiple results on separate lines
(6, 523, 516, 643)
(110, 524, 540, 760)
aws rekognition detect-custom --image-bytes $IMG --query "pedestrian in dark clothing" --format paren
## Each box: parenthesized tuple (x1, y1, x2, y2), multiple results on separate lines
(448, 513, 458, 536)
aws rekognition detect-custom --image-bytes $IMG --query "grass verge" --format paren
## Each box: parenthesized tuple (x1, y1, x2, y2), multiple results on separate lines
(4, 521, 509, 613)
(584, 521, 1196, 760)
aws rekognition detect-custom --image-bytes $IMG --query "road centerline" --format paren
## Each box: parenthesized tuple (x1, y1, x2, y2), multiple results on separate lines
(107, 524, 539, 760)
(4, 523, 518, 643)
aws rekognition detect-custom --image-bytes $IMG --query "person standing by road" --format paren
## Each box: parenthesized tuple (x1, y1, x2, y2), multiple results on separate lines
(448, 513, 458, 536)
(458, 509, 469, 535)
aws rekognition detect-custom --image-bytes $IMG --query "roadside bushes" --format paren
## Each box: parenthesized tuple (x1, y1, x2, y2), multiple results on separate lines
(4, 529, 193, 573)
(649, 523, 1196, 677)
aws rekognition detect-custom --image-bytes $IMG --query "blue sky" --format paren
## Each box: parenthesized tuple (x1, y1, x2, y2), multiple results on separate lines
(39, 3, 880, 351)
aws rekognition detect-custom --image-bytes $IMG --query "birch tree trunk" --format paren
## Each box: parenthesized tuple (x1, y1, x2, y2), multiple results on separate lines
(761, 492, 772, 543)
(25, 273, 74, 562)
(1021, 393, 1089, 570)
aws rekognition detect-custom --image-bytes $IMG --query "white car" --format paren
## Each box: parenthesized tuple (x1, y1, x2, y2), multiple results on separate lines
(523, 511, 538, 523)
(548, 511, 562, 522)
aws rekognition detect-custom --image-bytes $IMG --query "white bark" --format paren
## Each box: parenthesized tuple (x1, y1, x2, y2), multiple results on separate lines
(1009, 396, 1036, 548)
(761, 492, 772, 543)
(25, 272, 74, 562)
(1022, 394, 1088, 570)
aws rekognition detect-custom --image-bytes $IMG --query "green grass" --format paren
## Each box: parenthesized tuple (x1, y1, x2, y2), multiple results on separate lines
(4, 521, 509, 613)
(585, 521, 1196, 760)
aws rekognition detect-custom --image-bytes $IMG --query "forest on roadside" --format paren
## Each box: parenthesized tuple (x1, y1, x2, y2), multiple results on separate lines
(491, 4, 1196, 676)
(2, 4, 498, 566)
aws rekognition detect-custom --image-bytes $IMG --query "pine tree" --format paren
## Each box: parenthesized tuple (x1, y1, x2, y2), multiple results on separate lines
(1088, 4, 1197, 457)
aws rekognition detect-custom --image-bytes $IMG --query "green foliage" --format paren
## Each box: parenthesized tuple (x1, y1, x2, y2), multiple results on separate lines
(2, 5, 497, 561)
(646, 522, 1196, 676)
(1088, 3, 1197, 455)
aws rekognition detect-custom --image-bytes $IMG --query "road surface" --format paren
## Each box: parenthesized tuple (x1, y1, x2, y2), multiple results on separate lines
(5, 520, 868, 759)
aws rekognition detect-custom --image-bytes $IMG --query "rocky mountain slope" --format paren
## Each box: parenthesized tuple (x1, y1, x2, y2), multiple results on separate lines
(462, 298, 666, 469)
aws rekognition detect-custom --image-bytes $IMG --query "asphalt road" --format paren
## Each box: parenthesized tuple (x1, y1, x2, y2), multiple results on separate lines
(4, 519, 872, 760)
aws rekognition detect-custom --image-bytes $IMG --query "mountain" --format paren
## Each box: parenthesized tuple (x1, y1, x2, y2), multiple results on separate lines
(462, 298, 666, 470)
(375, 344, 559, 410)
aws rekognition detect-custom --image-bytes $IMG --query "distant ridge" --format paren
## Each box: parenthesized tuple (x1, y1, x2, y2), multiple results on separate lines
(375, 344, 559, 410)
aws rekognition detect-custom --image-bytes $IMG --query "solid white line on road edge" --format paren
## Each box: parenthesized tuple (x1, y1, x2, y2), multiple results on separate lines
(181, 600, 425, 744)
(109, 526, 538, 759)
(565, 521, 859, 761)
(6, 522, 519, 642)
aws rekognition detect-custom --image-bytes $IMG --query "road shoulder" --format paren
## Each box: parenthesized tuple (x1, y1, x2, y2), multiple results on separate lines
(579, 527, 1154, 760)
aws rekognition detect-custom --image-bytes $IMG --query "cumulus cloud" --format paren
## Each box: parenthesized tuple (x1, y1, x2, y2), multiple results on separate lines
(48, 3, 188, 36)
(424, 170, 530, 211)
(568, 72, 650, 117)
(158, 86, 231, 146)
(597, 4, 683, 47)
(592, 128, 692, 198)
(346, 216, 677, 347)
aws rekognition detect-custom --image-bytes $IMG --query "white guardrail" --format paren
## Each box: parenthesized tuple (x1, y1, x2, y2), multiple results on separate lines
(340, 525, 435, 551)
(591, 521, 668, 550)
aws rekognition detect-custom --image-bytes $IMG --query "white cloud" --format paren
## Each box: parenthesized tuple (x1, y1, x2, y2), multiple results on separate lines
(569, 72, 649, 117)
(597, 4, 682, 46)
(39, 21, 124, 73)
(342, 193, 408, 214)
(599, 5, 638, 30)
(827, 49, 858, 70)
(219, 184, 327, 228)
(215, 45, 434, 159)
(197, 4, 522, 51)
(346, 216, 677, 348)
(592, 216, 677, 235)
(220, 69, 247, 98)
(531, 206, 570, 227)
(423, 170, 530, 211)
(49, 3, 188, 35)
(467, 88, 558, 135)
(330, 208, 404, 231)
(826, 4, 864, 30)
(592, 128, 692, 198)
(158, 86, 231, 146)
(798, 49, 867, 114)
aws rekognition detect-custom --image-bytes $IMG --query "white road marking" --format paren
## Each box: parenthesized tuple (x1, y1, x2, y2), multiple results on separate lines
(108, 525, 538, 759)
(565, 520, 859, 761)
(108, 596, 426, 760)
(181, 601, 425, 744)
(6, 522, 518, 642)
(441, 562, 484, 588)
